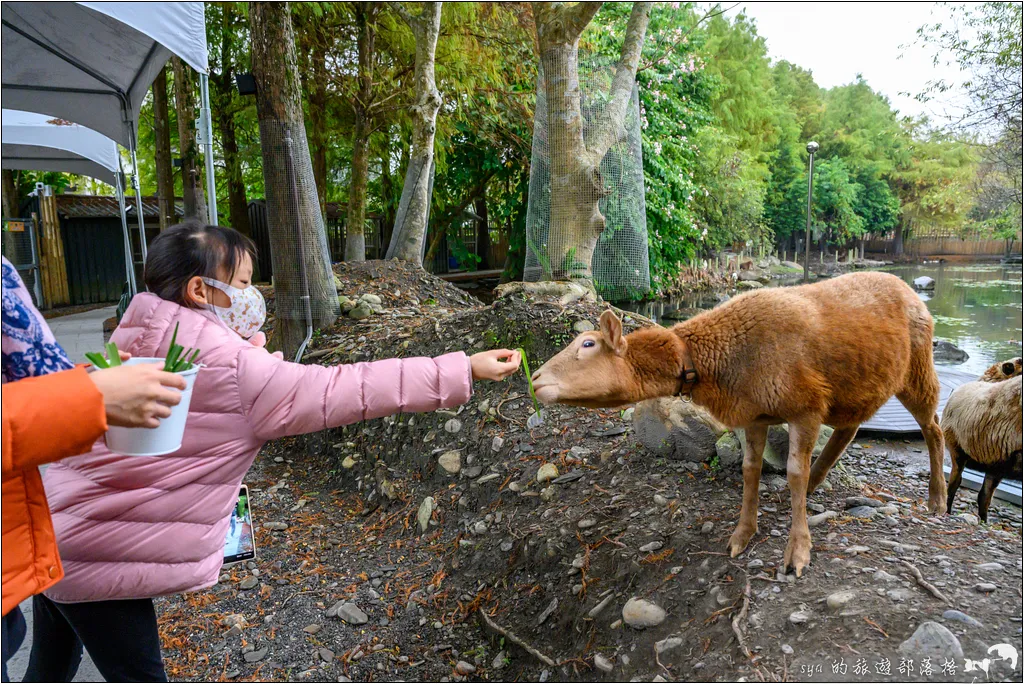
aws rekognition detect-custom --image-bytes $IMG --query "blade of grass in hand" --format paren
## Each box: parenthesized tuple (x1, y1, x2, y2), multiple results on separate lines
(518, 347, 541, 416)
(84, 352, 109, 369)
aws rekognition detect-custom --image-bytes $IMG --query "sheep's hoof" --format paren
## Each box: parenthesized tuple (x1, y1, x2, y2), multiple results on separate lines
(927, 495, 947, 515)
(727, 524, 756, 557)
(783, 536, 812, 577)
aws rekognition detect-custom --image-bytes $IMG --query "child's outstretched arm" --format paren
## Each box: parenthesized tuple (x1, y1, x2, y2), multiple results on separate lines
(237, 347, 518, 442)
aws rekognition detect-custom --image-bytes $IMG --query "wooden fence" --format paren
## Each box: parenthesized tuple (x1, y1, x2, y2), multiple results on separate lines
(865, 236, 1020, 257)
(37, 194, 70, 308)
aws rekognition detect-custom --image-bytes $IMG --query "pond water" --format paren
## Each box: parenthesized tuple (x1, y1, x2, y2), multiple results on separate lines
(619, 262, 1023, 377)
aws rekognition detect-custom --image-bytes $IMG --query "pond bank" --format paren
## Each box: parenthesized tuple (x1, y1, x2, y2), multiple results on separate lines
(156, 264, 1022, 683)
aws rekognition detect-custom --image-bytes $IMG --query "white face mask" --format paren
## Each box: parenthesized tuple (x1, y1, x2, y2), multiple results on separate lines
(202, 278, 266, 340)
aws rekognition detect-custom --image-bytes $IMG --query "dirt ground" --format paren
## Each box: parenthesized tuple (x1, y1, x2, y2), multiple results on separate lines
(156, 263, 1023, 683)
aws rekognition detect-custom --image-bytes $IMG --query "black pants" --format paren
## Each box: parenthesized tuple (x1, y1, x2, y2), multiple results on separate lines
(2, 607, 27, 683)
(23, 594, 166, 682)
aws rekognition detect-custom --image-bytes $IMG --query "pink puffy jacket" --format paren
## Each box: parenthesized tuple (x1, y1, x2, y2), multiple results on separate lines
(42, 293, 472, 603)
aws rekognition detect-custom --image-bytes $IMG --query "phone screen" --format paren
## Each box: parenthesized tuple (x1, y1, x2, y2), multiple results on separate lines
(223, 485, 256, 565)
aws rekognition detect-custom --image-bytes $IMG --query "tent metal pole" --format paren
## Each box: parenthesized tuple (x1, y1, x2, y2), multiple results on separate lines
(114, 162, 137, 296)
(199, 72, 217, 225)
(128, 135, 148, 263)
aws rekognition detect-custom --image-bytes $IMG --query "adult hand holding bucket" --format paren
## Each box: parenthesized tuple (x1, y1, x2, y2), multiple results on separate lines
(90, 360, 188, 428)
(87, 325, 201, 455)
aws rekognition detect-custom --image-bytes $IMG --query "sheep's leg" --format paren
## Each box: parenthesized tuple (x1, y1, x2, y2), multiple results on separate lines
(945, 439, 966, 515)
(727, 425, 767, 558)
(807, 426, 858, 494)
(977, 472, 1002, 523)
(783, 421, 818, 577)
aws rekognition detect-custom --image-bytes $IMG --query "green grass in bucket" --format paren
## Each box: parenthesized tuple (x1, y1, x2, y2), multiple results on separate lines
(84, 322, 199, 373)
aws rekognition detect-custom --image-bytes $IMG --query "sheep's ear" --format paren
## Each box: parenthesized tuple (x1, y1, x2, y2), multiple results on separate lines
(599, 310, 627, 355)
(1003, 361, 1016, 377)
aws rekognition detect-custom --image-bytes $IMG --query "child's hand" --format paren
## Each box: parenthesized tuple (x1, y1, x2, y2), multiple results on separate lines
(470, 349, 521, 381)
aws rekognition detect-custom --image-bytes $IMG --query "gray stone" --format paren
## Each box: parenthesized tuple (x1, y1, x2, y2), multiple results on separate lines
(358, 293, 383, 306)
(744, 424, 834, 473)
(872, 570, 898, 583)
(348, 302, 373, 320)
(899, 622, 963, 662)
(942, 610, 983, 628)
(913, 276, 935, 290)
(956, 513, 979, 525)
(789, 610, 811, 625)
(808, 511, 838, 527)
(747, 559, 764, 571)
(444, 418, 462, 434)
(700, 521, 715, 535)
(574, 319, 595, 333)
(847, 506, 878, 519)
(302, 623, 321, 634)
(974, 582, 998, 593)
(826, 590, 857, 610)
(328, 602, 368, 625)
(976, 562, 1004, 572)
(319, 648, 335, 663)
(633, 398, 727, 462)
(491, 436, 505, 452)
(736, 280, 764, 290)
(655, 637, 683, 655)
(622, 597, 666, 629)
(588, 594, 616, 618)
(845, 496, 884, 509)
(933, 339, 969, 364)
(243, 647, 268, 663)
(239, 576, 259, 590)
(640, 541, 664, 553)
(417, 497, 434, 533)
(438, 451, 461, 475)
(781, 644, 794, 655)
(263, 521, 288, 530)
(492, 651, 508, 670)
(455, 661, 476, 675)
(593, 654, 614, 673)
(537, 463, 559, 483)
(715, 432, 743, 468)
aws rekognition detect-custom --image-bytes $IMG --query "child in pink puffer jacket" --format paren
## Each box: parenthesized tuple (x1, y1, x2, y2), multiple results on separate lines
(26, 222, 519, 682)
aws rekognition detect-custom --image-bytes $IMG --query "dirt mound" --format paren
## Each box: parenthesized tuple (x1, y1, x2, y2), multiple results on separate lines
(154, 286, 1023, 683)
(259, 260, 478, 323)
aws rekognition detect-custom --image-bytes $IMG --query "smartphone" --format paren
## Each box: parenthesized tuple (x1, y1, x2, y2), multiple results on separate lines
(223, 485, 256, 565)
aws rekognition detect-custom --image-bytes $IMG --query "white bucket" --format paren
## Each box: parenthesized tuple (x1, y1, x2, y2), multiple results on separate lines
(102, 357, 200, 457)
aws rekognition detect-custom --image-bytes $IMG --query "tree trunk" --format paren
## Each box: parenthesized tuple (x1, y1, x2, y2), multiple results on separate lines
(173, 56, 208, 223)
(2, 170, 19, 218)
(309, 33, 329, 221)
(474, 195, 491, 269)
(384, 1, 443, 265)
(344, 3, 377, 262)
(152, 67, 175, 231)
(251, 1, 339, 358)
(893, 220, 905, 256)
(379, 135, 396, 252)
(533, 2, 651, 282)
(214, 7, 251, 236)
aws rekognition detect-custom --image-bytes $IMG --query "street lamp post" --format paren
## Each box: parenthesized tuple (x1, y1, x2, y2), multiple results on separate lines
(804, 141, 818, 283)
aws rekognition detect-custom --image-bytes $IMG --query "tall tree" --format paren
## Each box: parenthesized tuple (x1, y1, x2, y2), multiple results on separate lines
(211, 3, 252, 235)
(384, 1, 443, 265)
(531, 1, 653, 281)
(152, 66, 175, 231)
(172, 56, 208, 222)
(344, 2, 379, 262)
(250, 1, 339, 358)
(2, 170, 19, 218)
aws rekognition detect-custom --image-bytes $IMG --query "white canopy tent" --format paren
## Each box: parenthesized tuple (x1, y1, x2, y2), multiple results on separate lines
(1, 109, 138, 296)
(1, 1, 217, 260)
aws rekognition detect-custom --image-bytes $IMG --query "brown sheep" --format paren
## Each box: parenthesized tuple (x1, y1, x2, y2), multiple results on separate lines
(531, 271, 947, 576)
(941, 376, 1023, 521)
(980, 357, 1023, 383)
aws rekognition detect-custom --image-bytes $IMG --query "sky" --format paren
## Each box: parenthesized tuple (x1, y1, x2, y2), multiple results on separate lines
(727, 2, 967, 122)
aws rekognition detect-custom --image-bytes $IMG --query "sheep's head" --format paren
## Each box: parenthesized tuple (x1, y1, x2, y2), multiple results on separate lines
(982, 357, 1023, 382)
(531, 310, 688, 408)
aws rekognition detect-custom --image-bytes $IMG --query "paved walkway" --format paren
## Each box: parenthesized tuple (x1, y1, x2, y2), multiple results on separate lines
(6, 307, 115, 681)
(48, 306, 116, 363)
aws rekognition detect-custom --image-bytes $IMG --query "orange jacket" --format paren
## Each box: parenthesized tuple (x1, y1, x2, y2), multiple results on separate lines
(2, 366, 107, 615)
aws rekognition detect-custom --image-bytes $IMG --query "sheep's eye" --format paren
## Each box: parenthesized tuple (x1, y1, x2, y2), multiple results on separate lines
(582, 340, 596, 349)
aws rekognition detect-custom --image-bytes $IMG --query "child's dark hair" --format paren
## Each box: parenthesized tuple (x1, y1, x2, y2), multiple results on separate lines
(144, 221, 257, 307)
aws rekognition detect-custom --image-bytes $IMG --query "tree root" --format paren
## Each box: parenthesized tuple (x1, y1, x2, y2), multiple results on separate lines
(731, 580, 752, 660)
(478, 607, 556, 667)
(900, 560, 952, 605)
